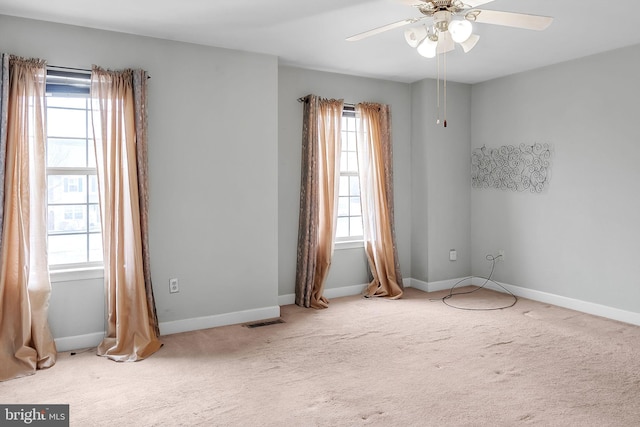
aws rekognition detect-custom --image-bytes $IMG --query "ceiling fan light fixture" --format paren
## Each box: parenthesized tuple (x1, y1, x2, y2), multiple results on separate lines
(416, 35, 438, 58)
(404, 26, 428, 48)
(344, 1, 554, 129)
(449, 19, 473, 43)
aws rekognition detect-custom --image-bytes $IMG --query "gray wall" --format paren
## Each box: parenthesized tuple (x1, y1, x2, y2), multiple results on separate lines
(410, 79, 472, 283)
(4, 13, 639, 345)
(470, 44, 640, 312)
(0, 15, 280, 340)
(277, 66, 412, 296)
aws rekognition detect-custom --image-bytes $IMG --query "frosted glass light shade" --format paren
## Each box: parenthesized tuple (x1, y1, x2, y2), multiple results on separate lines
(404, 26, 428, 48)
(449, 20, 473, 43)
(417, 36, 438, 58)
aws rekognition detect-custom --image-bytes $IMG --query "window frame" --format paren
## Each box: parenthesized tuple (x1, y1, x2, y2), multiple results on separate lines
(335, 106, 364, 247)
(45, 68, 103, 272)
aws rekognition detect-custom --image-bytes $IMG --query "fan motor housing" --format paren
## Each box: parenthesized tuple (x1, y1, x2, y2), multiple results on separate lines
(419, 0, 465, 17)
(433, 11, 453, 31)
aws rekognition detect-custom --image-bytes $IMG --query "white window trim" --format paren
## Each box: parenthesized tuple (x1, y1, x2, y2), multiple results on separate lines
(334, 240, 364, 250)
(50, 265, 104, 283)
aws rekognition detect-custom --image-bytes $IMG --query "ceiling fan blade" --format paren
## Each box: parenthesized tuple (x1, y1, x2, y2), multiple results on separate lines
(346, 17, 426, 41)
(463, 0, 495, 7)
(472, 9, 553, 31)
(398, 0, 424, 5)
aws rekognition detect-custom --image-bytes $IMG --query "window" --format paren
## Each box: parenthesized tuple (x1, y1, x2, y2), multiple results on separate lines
(45, 69, 102, 268)
(336, 107, 364, 242)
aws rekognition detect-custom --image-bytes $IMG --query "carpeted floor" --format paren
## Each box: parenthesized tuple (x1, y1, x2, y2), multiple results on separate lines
(2, 287, 640, 426)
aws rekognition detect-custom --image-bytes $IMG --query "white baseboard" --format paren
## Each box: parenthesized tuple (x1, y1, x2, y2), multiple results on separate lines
(278, 277, 471, 305)
(55, 332, 104, 352)
(278, 277, 467, 305)
(407, 277, 473, 293)
(401, 276, 640, 326)
(55, 278, 640, 352)
(473, 278, 640, 327)
(159, 305, 281, 336)
(54, 305, 281, 352)
(278, 294, 295, 306)
(278, 283, 367, 306)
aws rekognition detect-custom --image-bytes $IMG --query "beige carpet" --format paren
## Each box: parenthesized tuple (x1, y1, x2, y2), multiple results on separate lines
(2, 287, 640, 426)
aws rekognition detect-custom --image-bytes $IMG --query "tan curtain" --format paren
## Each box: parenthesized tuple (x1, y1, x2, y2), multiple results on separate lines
(0, 56, 57, 381)
(91, 66, 161, 361)
(132, 70, 160, 339)
(0, 54, 8, 238)
(356, 103, 403, 299)
(295, 95, 344, 308)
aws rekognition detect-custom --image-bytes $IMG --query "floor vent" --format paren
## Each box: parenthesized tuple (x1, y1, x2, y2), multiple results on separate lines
(244, 319, 285, 328)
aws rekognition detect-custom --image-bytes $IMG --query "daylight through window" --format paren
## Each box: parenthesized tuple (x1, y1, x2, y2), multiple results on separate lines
(336, 107, 364, 241)
(46, 70, 102, 268)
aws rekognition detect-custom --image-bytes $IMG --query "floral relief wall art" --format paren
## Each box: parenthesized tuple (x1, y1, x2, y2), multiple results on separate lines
(471, 143, 551, 193)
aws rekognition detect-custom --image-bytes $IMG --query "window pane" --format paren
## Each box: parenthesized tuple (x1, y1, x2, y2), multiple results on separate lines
(47, 108, 87, 138)
(346, 132, 356, 152)
(89, 175, 99, 203)
(89, 204, 101, 232)
(336, 217, 349, 238)
(48, 205, 87, 233)
(350, 176, 360, 196)
(339, 176, 349, 197)
(48, 234, 87, 265)
(88, 138, 96, 168)
(350, 197, 361, 216)
(340, 151, 348, 172)
(347, 152, 358, 172)
(48, 175, 87, 204)
(350, 216, 363, 237)
(46, 88, 101, 268)
(89, 233, 103, 262)
(338, 196, 349, 217)
(47, 138, 87, 167)
(47, 96, 87, 109)
(336, 112, 365, 241)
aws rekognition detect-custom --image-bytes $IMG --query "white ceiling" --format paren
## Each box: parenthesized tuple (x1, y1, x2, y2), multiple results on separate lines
(1, 0, 640, 84)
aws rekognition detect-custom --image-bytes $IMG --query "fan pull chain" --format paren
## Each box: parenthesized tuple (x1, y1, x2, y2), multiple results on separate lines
(444, 49, 447, 128)
(436, 50, 440, 125)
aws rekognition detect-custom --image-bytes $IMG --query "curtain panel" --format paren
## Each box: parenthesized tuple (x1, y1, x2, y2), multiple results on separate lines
(0, 53, 8, 240)
(132, 69, 160, 339)
(0, 55, 57, 381)
(91, 66, 161, 361)
(295, 95, 344, 308)
(356, 103, 403, 299)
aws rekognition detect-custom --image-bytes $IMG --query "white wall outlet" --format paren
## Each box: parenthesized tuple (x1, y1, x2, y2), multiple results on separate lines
(498, 250, 505, 261)
(169, 278, 179, 293)
(449, 249, 457, 261)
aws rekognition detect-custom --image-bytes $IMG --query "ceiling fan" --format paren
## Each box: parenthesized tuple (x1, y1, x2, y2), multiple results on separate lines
(346, 0, 553, 58)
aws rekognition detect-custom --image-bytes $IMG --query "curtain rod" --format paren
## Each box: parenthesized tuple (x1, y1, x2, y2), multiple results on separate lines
(48, 64, 151, 79)
(296, 99, 380, 111)
(296, 97, 355, 108)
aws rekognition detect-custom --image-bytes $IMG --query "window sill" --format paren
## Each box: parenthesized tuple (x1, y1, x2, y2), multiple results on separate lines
(335, 240, 364, 250)
(50, 266, 104, 283)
